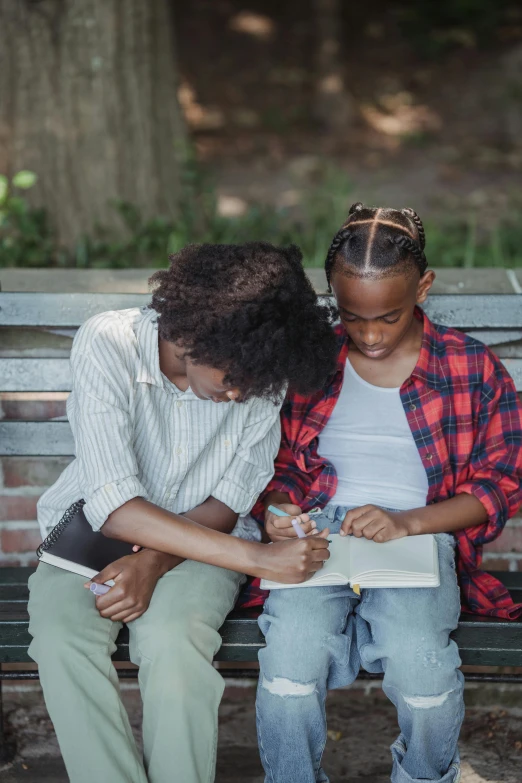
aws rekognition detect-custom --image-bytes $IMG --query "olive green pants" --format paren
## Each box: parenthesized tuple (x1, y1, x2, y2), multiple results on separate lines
(28, 560, 245, 783)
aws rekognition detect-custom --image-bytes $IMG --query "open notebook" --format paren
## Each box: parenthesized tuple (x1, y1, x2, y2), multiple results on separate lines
(260, 533, 440, 590)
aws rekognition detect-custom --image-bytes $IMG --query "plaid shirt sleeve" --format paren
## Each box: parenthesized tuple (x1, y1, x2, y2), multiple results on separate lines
(250, 397, 310, 522)
(455, 351, 522, 544)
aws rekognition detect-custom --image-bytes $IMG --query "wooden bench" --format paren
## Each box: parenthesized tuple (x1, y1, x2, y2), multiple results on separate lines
(1, 291, 522, 761)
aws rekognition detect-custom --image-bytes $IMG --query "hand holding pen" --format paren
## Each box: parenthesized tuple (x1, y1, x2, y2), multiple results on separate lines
(265, 504, 319, 542)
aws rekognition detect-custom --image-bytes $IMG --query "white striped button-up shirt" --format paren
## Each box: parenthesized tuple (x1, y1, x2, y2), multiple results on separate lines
(37, 307, 281, 539)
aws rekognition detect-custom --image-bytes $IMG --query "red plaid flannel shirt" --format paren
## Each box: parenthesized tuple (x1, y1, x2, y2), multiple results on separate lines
(240, 309, 522, 619)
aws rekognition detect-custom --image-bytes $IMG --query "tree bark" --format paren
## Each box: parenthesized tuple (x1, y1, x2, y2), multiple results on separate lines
(0, 0, 186, 252)
(312, 0, 353, 129)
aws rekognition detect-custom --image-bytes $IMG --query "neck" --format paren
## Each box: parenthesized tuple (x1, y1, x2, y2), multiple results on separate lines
(158, 338, 189, 390)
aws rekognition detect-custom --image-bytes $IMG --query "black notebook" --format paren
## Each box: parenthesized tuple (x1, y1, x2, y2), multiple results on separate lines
(37, 500, 134, 581)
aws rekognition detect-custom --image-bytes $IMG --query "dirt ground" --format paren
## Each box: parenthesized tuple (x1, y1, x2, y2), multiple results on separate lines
(2, 681, 522, 782)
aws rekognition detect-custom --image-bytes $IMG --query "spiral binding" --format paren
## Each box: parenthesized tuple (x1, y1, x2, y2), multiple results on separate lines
(36, 499, 86, 559)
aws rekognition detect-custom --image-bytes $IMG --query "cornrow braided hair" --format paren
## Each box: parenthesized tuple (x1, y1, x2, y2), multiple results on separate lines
(325, 202, 428, 290)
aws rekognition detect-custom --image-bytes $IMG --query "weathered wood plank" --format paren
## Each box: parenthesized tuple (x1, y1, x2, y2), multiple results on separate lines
(0, 293, 151, 327)
(423, 295, 522, 329)
(0, 358, 71, 391)
(1, 292, 522, 329)
(1, 607, 521, 666)
(4, 355, 521, 393)
(0, 421, 74, 456)
(1, 574, 522, 666)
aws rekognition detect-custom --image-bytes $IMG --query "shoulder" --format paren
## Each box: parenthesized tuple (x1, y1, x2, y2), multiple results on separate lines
(71, 308, 143, 374)
(73, 308, 141, 352)
(429, 319, 515, 395)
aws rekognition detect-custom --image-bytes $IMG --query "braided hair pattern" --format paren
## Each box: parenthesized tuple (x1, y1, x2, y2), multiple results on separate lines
(325, 203, 428, 289)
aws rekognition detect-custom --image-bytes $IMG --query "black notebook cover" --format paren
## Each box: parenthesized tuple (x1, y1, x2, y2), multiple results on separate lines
(37, 500, 135, 577)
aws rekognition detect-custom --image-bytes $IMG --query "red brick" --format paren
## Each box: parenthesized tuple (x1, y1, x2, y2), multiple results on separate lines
(483, 527, 522, 554)
(1, 527, 42, 553)
(0, 496, 39, 522)
(1, 457, 72, 488)
(481, 556, 512, 571)
(0, 398, 67, 421)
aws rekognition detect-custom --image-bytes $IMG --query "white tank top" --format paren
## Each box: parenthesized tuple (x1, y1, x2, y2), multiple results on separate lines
(317, 359, 429, 510)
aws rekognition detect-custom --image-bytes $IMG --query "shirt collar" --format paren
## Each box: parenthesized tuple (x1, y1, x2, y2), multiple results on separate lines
(135, 307, 164, 388)
(135, 307, 198, 399)
(334, 306, 446, 392)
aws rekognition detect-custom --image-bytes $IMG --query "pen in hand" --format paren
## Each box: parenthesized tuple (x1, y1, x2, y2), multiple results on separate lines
(267, 504, 322, 540)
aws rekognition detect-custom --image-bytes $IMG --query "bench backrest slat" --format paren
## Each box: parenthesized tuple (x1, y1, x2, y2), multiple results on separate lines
(1, 292, 522, 329)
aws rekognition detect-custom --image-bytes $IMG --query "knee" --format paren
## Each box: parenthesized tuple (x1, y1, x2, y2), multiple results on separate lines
(383, 641, 462, 704)
(258, 624, 332, 694)
(135, 611, 221, 665)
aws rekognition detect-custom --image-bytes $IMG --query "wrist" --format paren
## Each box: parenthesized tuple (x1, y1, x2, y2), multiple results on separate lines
(400, 510, 422, 536)
(139, 549, 182, 575)
(240, 540, 269, 579)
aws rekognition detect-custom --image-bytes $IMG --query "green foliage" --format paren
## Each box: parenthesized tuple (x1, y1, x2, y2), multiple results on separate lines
(424, 213, 522, 268)
(0, 171, 55, 267)
(2, 160, 522, 269)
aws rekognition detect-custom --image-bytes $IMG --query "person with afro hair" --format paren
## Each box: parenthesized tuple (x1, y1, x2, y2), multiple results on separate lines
(29, 241, 335, 783)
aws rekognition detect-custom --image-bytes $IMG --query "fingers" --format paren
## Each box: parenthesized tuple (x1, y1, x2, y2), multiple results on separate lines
(356, 517, 387, 540)
(86, 561, 124, 589)
(270, 513, 313, 532)
(312, 527, 330, 544)
(341, 505, 376, 536)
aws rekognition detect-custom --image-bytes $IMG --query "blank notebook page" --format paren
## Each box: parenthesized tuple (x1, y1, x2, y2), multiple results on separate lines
(349, 534, 436, 578)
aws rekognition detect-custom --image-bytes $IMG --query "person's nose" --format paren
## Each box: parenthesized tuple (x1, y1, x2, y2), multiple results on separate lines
(359, 323, 382, 347)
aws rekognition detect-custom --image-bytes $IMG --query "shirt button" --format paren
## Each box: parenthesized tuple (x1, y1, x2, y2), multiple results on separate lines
(105, 484, 112, 493)
(176, 447, 183, 456)
(224, 439, 231, 448)
(425, 453, 433, 461)
(176, 401, 183, 408)
(409, 403, 416, 411)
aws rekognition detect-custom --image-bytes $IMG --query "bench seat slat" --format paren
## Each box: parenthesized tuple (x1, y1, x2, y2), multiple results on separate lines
(0, 607, 521, 667)
(1, 571, 521, 667)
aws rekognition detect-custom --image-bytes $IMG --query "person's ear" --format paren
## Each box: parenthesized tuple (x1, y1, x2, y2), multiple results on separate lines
(416, 270, 435, 305)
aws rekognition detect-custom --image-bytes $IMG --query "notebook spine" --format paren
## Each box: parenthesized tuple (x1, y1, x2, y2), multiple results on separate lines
(36, 499, 86, 558)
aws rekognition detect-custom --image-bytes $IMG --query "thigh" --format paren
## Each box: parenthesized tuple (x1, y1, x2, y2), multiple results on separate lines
(356, 533, 462, 692)
(129, 560, 245, 662)
(27, 563, 120, 661)
(259, 585, 359, 688)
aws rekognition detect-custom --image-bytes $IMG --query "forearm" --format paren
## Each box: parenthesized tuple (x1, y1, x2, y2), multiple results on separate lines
(404, 493, 488, 536)
(182, 496, 238, 533)
(102, 497, 261, 576)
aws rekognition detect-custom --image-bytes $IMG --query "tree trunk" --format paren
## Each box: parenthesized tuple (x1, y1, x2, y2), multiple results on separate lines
(312, 0, 353, 130)
(0, 0, 186, 253)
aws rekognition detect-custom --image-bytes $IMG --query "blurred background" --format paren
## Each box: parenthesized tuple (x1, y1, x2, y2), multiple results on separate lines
(1, 0, 522, 270)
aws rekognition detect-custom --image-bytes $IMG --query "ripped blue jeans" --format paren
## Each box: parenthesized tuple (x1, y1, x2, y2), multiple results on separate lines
(256, 504, 464, 783)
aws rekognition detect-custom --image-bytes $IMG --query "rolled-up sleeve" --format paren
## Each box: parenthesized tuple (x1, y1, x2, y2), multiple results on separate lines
(69, 324, 148, 531)
(212, 398, 281, 515)
(456, 358, 522, 543)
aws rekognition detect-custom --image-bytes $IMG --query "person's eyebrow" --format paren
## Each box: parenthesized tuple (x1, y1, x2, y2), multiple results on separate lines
(338, 306, 402, 319)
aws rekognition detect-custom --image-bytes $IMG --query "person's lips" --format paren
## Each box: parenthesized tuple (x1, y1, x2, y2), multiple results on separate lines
(360, 345, 387, 358)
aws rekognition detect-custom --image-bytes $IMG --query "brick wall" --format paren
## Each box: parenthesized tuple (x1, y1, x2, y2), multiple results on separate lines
(1, 394, 521, 572)
(0, 395, 70, 567)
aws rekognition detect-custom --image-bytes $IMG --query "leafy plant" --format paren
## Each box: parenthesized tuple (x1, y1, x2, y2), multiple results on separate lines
(0, 171, 55, 267)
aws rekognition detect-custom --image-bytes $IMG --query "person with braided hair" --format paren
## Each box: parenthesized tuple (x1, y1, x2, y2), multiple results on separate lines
(255, 204, 522, 783)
